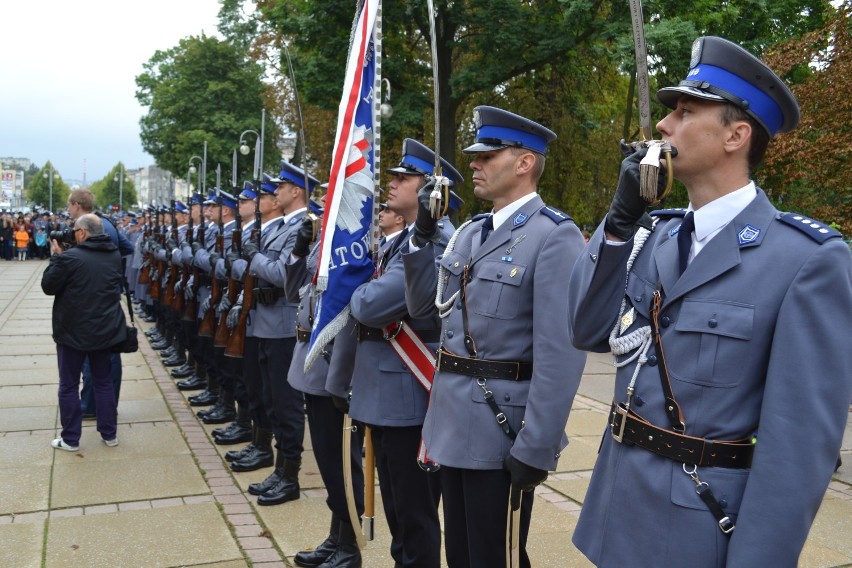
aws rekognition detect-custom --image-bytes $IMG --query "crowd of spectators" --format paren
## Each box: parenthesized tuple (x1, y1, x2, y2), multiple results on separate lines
(0, 212, 71, 260)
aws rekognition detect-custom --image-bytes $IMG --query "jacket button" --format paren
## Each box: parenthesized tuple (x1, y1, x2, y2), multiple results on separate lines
(504, 394, 511, 402)
(647, 355, 657, 367)
(497, 273, 503, 279)
(719, 498, 728, 508)
(708, 319, 718, 328)
(456, 302, 462, 310)
(634, 295, 643, 304)
(634, 395, 645, 407)
(660, 316, 670, 328)
(446, 331, 454, 338)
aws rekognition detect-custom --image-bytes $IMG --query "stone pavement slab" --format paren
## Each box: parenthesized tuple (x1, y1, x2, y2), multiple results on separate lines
(3, 257, 851, 567)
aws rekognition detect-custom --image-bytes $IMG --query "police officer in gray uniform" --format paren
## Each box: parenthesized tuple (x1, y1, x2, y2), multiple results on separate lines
(568, 37, 852, 567)
(329, 139, 461, 568)
(403, 107, 587, 567)
(239, 161, 318, 506)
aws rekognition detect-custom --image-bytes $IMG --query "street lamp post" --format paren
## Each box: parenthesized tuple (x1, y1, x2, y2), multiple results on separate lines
(239, 108, 266, 182)
(114, 164, 129, 211)
(43, 164, 58, 212)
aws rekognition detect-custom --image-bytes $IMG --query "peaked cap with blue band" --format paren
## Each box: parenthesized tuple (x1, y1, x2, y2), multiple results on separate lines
(239, 181, 257, 200)
(463, 106, 557, 154)
(217, 189, 238, 209)
(271, 161, 321, 192)
(657, 36, 799, 137)
(174, 201, 189, 214)
(259, 172, 278, 195)
(387, 138, 464, 187)
(190, 192, 204, 205)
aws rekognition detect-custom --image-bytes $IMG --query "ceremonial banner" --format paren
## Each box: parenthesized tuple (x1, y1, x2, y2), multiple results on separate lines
(306, 0, 380, 369)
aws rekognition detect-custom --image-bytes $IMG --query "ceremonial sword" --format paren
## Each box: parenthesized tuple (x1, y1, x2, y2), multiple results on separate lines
(426, 0, 451, 219)
(628, 0, 674, 204)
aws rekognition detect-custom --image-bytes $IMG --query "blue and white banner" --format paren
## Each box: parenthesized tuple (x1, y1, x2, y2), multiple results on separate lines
(305, 0, 380, 370)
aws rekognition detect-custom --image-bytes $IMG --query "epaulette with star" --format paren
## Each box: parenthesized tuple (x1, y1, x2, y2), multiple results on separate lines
(777, 213, 842, 243)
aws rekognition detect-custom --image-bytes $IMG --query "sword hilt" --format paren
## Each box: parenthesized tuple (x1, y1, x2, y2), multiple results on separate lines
(428, 175, 451, 220)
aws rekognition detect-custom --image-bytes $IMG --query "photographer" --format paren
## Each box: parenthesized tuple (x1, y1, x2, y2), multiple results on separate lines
(42, 214, 126, 451)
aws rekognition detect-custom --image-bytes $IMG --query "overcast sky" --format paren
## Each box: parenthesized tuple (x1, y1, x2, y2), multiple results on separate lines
(1, 0, 224, 183)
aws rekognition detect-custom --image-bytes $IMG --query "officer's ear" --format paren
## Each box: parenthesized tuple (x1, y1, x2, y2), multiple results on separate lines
(513, 150, 537, 177)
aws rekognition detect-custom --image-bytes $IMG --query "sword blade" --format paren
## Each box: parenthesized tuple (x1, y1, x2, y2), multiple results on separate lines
(342, 414, 367, 549)
(628, 0, 653, 141)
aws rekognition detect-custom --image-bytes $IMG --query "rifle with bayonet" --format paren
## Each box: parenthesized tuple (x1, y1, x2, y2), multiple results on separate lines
(215, 186, 242, 347)
(224, 185, 259, 359)
(164, 199, 178, 307)
(149, 209, 162, 299)
(199, 187, 223, 337)
(139, 215, 152, 285)
(183, 209, 204, 322)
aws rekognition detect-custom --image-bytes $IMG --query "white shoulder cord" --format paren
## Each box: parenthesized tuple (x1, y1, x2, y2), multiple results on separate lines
(608, 222, 658, 391)
(435, 219, 474, 318)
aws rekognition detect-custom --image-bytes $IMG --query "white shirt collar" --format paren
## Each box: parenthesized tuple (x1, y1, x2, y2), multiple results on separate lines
(284, 207, 307, 224)
(690, 182, 757, 243)
(490, 192, 538, 230)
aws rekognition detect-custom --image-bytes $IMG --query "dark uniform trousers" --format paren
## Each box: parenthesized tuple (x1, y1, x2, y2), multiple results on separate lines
(370, 424, 441, 567)
(241, 336, 270, 430)
(258, 336, 304, 459)
(305, 394, 365, 520)
(441, 466, 534, 568)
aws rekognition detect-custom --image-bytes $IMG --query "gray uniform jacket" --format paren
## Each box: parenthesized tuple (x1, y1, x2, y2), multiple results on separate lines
(285, 240, 335, 396)
(567, 189, 852, 567)
(191, 222, 219, 319)
(248, 213, 305, 339)
(345, 223, 454, 428)
(403, 195, 587, 471)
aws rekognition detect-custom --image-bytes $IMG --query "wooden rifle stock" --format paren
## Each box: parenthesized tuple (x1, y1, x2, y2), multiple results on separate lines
(173, 263, 186, 313)
(198, 232, 224, 337)
(215, 227, 243, 347)
(224, 270, 253, 358)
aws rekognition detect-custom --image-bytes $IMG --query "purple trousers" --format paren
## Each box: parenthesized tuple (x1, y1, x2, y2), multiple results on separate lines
(56, 344, 117, 445)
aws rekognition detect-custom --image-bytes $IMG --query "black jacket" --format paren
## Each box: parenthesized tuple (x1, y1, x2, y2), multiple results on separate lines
(41, 234, 126, 351)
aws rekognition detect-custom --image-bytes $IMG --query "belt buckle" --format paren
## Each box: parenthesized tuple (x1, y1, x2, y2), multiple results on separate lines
(611, 403, 629, 444)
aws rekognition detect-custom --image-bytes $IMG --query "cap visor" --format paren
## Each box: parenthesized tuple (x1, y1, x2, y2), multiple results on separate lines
(657, 86, 725, 109)
(386, 166, 424, 176)
(463, 142, 508, 154)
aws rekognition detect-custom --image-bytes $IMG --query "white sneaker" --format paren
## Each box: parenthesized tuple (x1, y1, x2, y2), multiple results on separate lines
(51, 438, 79, 452)
(103, 438, 119, 447)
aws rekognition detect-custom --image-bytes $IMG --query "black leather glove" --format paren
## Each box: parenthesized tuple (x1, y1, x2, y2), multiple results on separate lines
(331, 394, 350, 414)
(208, 251, 221, 270)
(504, 454, 548, 511)
(225, 250, 239, 273)
(411, 178, 439, 248)
(191, 241, 202, 255)
(242, 240, 260, 262)
(292, 217, 315, 258)
(604, 141, 676, 241)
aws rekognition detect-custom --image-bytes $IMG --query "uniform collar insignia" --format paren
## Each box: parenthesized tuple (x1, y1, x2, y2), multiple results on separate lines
(738, 224, 760, 245)
(512, 212, 528, 227)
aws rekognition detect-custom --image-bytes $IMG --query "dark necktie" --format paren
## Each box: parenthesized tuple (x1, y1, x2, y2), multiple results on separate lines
(480, 215, 494, 246)
(677, 211, 695, 275)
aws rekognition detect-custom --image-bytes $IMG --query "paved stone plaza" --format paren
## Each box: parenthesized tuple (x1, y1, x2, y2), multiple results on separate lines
(1, 259, 850, 567)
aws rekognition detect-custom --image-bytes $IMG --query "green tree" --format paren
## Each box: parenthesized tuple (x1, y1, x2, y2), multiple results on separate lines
(135, 34, 279, 192)
(27, 162, 70, 212)
(90, 163, 138, 211)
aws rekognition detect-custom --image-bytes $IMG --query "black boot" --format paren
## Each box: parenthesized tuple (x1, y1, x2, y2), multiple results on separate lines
(214, 405, 253, 444)
(232, 428, 274, 473)
(225, 425, 258, 462)
(294, 517, 340, 568)
(177, 375, 207, 391)
(257, 457, 301, 506)
(193, 371, 220, 409)
(317, 521, 361, 568)
(201, 401, 236, 424)
(170, 363, 194, 378)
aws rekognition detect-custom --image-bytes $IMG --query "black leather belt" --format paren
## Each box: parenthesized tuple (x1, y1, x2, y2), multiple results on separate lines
(437, 348, 532, 381)
(296, 327, 311, 342)
(254, 287, 283, 306)
(356, 323, 440, 343)
(610, 402, 754, 469)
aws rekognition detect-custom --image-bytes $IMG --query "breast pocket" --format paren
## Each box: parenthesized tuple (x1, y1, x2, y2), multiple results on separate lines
(470, 260, 526, 319)
(671, 299, 755, 386)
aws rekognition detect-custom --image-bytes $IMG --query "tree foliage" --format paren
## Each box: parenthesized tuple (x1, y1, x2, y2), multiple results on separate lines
(759, 0, 851, 234)
(135, 34, 279, 194)
(27, 162, 70, 212)
(89, 163, 138, 211)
